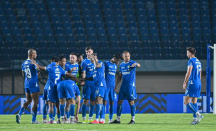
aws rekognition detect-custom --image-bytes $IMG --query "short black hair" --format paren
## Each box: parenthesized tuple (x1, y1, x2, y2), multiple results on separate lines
(76, 53, 84, 58)
(85, 46, 93, 51)
(51, 56, 59, 62)
(59, 55, 66, 61)
(114, 53, 121, 59)
(187, 47, 196, 55)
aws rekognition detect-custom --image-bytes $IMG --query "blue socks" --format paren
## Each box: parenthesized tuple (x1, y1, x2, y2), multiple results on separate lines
(82, 104, 87, 118)
(193, 103, 198, 118)
(96, 104, 102, 119)
(57, 113, 60, 120)
(32, 111, 37, 122)
(18, 107, 25, 116)
(53, 106, 56, 120)
(66, 111, 70, 119)
(70, 104, 75, 119)
(89, 105, 95, 118)
(109, 104, 114, 120)
(49, 113, 53, 121)
(131, 105, 136, 121)
(187, 103, 198, 113)
(117, 104, 122, 117)
(43, 104, 48, 119)
(60, 104, 65, 119)
(100, 105, 105, 119)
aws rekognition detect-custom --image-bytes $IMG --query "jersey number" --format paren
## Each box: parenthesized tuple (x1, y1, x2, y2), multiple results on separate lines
(55, 73, 60, 84)
(25, 68, 31, 78)
(197, 65, 201, 75)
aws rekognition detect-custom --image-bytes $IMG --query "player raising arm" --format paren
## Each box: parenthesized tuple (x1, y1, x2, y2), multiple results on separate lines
(110, 51, 141, 124)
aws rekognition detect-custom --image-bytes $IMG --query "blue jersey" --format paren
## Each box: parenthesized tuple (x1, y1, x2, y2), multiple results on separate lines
(81, 58, 95, 78)
(104, 60, 117, 87)
(120, 60, 137, 87)
(44, 62, 57, 90)
(46, 64, 66, 89)
(66, 62, 79, 77)
(93, 60, 106, 87)
(187, 57, 202, 85)
(22, 59, 39, 89)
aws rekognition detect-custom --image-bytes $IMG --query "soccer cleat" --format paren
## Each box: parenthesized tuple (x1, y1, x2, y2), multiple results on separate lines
(190, 119, 198, 125)
(128, 120, 135, 124)
(61, 119, 66, 124)
(31, 120, 40, 124)
(16, 114, 21, 124)
(99, 121, 105, 124)
(42, 119, 48, 123)
(57, 120, 61, 124)
(90, 120, 99, 124)
(69, 119, 76, 124)
(47, 121, 53, 124)
(109, 120, 113, 124)
(65, 120, 69, 124)
(82, 119, 89, 123)
(197, 115, 204, 124)
(53, 121, 57, 124)
(109, 119, 120, 124)
(89, 119, 94, 123)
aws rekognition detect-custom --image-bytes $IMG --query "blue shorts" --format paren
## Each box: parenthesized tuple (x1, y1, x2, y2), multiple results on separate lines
(185, 83, 201, 98)
(47, 85, 59, 103)
(95, 86, 106, 98)
(25, 87, 40, 94)
(43, 88, 48, 100)
(104, 86, 117, 101)
(82, 80, 95, 100)
(118, 85, 137, 101)
(57, 81, 75, 100)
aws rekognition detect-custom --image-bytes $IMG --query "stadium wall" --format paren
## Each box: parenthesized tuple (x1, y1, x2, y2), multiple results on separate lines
(0, 94, 213, 114)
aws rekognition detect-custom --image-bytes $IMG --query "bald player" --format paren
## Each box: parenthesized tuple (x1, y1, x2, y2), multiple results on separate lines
(16, 49, 40, 124)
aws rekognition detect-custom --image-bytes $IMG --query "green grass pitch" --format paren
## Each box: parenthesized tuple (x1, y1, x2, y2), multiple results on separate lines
(0, 114, 215, 131)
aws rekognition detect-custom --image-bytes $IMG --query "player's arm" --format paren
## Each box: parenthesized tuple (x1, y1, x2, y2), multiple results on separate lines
(183, 66, 193, 90)
(90, 56, 101, 68)
(22, 70, 25, 77)
(131, 62, 141, 68)
(65, 72, 83, 83)
(115, 73, 122, 93)
(31, 60, 46, 71)
(200, 68, 202, 80)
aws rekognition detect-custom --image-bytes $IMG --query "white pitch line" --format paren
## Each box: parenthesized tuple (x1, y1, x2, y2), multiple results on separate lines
(0, 127, 97, 131)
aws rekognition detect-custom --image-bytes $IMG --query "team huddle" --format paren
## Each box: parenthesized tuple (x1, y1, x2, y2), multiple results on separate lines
(15, 46, 204, 125)
(16, 46, 141, 124)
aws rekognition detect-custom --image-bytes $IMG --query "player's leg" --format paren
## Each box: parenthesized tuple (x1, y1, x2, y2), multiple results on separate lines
(90, 96, 102, 124)
(53, 104, 57, 123)
(82, 81, 90, 123)
(99, 87, 106, 124)
(65, 100, 70, 122)
(69, 98, 76, 124)
(42, 89, 48, 123)
(30, 92, 40, 124)
(128, 100, 136, 124)
(191, 97, 198, 124)
(42, 100, 48, 123)
(59, 98, 66, 123)
(108, 87, 116, 123)
(127, 86, 137, 124)
(16, 91, 32, 124)
(55, 102, 61, 123)
(89, 82, 96, 122)
(48, 101, 54, 123)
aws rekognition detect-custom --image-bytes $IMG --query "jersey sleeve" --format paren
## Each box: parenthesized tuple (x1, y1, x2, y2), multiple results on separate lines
(187, 59, 193, 67)
(81, 61, 87, 72)
(65, 64, 70, 72)
(45, 64, 52, 72)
